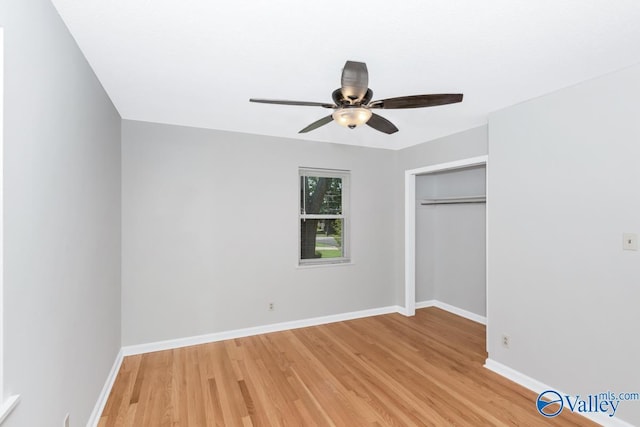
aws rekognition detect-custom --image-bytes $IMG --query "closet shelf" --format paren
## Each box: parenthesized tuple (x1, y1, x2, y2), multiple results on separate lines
(419, 195, 486, 205)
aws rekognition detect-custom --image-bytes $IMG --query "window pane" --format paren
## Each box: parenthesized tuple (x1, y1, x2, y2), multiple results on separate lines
(300, 219, 343, 260)
(301, 176, 342, 215)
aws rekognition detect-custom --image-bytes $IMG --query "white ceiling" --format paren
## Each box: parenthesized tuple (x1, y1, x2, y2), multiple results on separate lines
(51, 0, 640, 150)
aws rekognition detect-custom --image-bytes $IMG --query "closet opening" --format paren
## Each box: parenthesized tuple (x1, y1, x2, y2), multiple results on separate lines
(403, 156, 488, 322)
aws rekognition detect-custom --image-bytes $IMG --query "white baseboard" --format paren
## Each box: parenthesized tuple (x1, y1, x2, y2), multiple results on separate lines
(416, 299, 487, 325)
(484, 359, 636, 427)
(87, 348, 124, 427)
(415, 299, 437, 310)
(122, 305, 405, 356)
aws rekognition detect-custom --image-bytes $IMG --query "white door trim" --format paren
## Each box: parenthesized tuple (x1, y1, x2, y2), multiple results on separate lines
(0, 28, 20, 424)
(403, 155, 488, 316)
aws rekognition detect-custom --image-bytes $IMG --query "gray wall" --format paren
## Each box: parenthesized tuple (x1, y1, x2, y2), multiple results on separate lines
(0, 1, 121, 426)
(394, 126, 488, 306)
(415, 167, 486, 315)
(121, 121, 396, 345)
(121, 121, 489, 346)
(488, 64, 640, 425)
(5, 2, 639, 424)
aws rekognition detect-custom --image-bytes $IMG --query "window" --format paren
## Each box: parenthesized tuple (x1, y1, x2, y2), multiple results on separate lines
(299, 168, 350, 265)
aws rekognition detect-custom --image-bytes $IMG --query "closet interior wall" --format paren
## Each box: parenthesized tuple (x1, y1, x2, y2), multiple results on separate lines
(415, 166, 486, 317)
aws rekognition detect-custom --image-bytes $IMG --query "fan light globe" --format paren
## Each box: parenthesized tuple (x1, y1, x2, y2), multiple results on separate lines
(332, 107, 372, 129)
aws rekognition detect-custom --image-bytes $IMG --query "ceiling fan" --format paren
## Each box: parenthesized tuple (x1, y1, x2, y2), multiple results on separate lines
(250, 61, 463, 135)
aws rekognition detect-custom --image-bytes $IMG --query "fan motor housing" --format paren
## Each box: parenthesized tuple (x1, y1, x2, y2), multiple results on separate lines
(332, 88, 373, 106)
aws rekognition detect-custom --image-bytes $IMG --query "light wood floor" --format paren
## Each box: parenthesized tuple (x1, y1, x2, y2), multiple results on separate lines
(99, 308, 597, 426)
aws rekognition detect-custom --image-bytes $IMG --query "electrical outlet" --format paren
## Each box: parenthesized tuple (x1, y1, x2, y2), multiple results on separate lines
(268, 302, 274, 311)
(63, 413, 70, 427)
(501, 335, 510, 349)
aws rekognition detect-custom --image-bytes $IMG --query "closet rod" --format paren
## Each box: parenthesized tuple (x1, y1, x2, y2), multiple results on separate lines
(420, 200, 486, 205)
(419, 195, 486, 206)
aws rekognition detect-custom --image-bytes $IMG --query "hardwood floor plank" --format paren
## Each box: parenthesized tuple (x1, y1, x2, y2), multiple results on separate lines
(292, 326, 437, 426)
(210, 343, 249, 427)
(307, 322, 469, 426)
(185, 347, 208, 426)
(271, 331, 372, 427)
(101, 308, 599, 426)
(206, 377, 227, 427)
(283, 330, 391, 426)
(100, 355, 142, 427)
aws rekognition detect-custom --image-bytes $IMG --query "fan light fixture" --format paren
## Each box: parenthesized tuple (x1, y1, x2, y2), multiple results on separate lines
(250, 60, 463, 135)
(332, 106, 372, 129)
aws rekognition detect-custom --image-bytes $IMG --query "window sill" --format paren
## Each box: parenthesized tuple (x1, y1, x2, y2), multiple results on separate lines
(297, 261, 354, 269)
(0, 395, 20, 425)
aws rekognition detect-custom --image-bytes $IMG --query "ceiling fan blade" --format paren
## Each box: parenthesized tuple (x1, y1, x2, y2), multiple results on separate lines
(369, 94, 463, 109)
(366, 113, 399, 134)
(299, 115, 334, 133)
(341, 61, 369, 101)
(250, 99, 335, 108)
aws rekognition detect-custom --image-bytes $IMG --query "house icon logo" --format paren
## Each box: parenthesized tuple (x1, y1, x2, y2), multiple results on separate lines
(536, 390, 564, 417)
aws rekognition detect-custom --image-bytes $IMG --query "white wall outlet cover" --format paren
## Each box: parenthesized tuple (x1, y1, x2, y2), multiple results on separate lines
(623, 233, 638, 251)
(501, 335, 510, 348)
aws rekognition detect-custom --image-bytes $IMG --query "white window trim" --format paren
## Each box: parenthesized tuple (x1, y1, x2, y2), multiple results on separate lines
(0, 27, 21, 425)
(298, 167, 350, 266)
